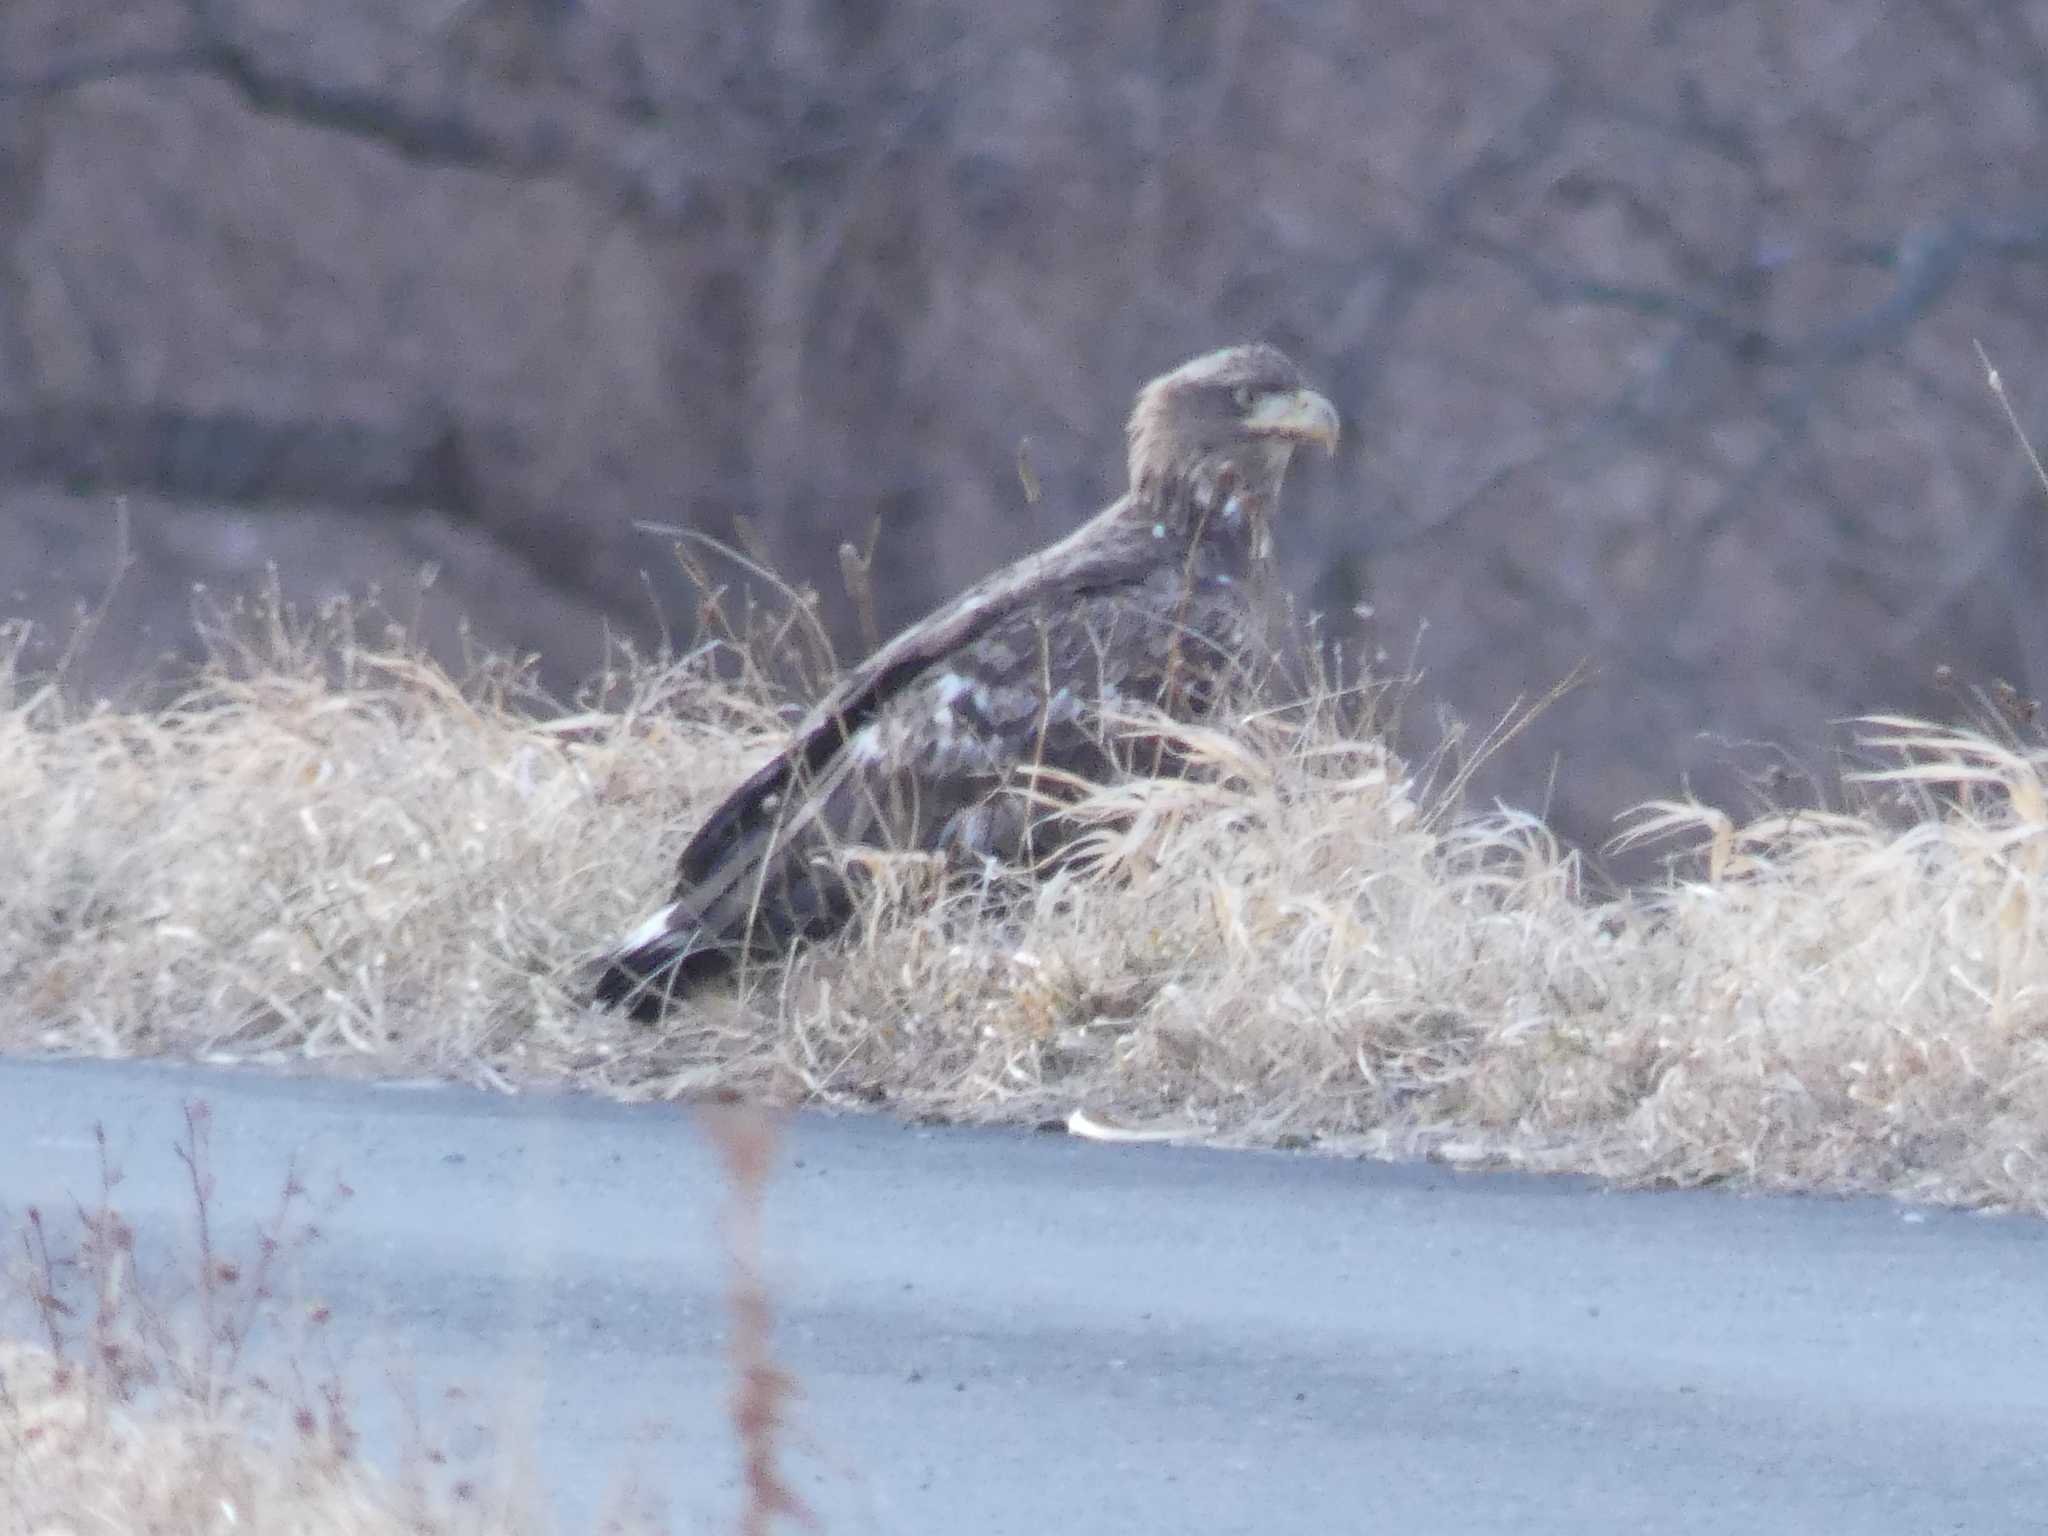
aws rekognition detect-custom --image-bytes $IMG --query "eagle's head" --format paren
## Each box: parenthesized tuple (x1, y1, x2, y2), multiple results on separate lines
(1125, 344, 1339, 517)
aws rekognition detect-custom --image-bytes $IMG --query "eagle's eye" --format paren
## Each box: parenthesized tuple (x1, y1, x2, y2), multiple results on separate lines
(1230, 383, 1256, 412)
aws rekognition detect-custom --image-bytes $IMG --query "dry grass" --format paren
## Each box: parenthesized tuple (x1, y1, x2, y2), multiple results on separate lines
(3, 1337, 417, 1536)
(6, 580, 2048, 1213)
(0, 1108, 565, 1536)
(1, 1096, 802, 1535)
(1, 1333, 537, 1536)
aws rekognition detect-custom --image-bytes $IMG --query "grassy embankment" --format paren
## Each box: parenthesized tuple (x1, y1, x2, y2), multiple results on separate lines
(4, 562, 2048, 1214)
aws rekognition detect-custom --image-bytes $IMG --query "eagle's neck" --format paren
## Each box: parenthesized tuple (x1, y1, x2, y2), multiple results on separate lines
(1135, 453, 1288, 585)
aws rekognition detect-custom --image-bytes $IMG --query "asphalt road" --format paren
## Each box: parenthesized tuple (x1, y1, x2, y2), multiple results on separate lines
(1, 1056, 2044, 1533)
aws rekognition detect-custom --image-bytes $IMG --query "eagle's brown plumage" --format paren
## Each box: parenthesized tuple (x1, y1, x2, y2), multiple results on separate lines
(595, 343, 1338, 1018)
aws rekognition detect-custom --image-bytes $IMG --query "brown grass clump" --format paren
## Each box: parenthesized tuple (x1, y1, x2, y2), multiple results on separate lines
(0, 1110, 547, 1536)
(6, 582, 2048, 1210)
(0, 588, 781, 1091)
(2, 1337, 459, 1536)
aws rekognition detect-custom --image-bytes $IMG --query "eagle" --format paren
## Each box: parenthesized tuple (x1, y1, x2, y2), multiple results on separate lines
(595, 343, 1339, 1018)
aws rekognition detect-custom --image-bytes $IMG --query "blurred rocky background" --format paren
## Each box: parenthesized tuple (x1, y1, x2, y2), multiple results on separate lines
(3, 0, 2046, 871)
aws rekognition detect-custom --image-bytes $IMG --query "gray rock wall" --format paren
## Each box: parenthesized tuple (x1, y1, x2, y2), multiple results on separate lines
(5, 0, 2046, 865)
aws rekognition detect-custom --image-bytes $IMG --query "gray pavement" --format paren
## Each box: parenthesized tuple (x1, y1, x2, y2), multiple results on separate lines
(1, 1055, 2044, 1533)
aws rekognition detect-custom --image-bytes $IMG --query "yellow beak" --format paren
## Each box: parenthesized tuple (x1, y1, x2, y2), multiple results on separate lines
(1246, 388, 1340, 455)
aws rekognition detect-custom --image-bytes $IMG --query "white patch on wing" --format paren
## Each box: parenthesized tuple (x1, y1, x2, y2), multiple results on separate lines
(849, 722, 886, 763)
(932, 672, 972, 724)
(617, 902, 680, 954)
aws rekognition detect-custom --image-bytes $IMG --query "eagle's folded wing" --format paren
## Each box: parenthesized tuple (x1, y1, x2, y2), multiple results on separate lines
(594, 512, 1166, 1015)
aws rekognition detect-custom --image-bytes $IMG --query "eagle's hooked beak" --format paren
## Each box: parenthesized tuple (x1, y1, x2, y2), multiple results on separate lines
(1245, 387, 1341, 455)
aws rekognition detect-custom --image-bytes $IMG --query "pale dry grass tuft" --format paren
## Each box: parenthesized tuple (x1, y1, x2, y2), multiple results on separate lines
(0, 591, 785, 1095)
(0, 1109, 554, 1536)
(1602, 715, 2048, 1204)
(1, 1337, 467, 1536)
(5, 589, 2048, 1208)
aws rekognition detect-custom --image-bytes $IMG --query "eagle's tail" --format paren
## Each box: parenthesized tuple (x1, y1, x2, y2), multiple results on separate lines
(590, 902, 735, 1021)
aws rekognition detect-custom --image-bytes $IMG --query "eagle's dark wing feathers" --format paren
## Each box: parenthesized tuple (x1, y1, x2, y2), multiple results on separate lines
(595, 513, 1219, 1014)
